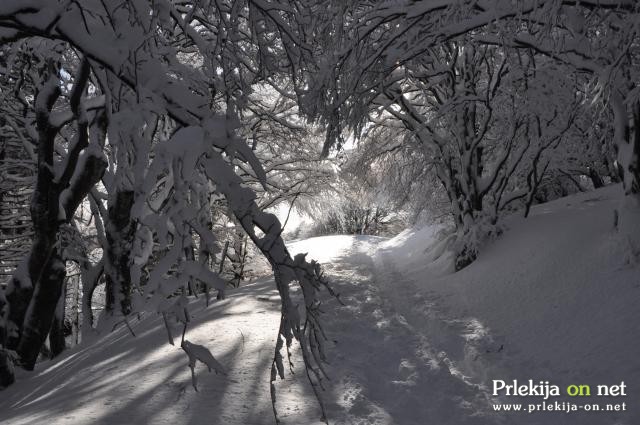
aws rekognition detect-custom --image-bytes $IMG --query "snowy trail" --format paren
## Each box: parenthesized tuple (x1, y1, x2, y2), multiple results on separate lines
(295, 236, 504, 425)
(0, 235, 502, 425)
(374, 247, 502, 394)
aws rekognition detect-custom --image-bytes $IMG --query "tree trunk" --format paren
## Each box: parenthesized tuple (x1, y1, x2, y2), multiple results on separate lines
(80, 259, 103, 337)
(216, 241, 230, 300)
(48, 279, 67, 357)
(6, 192, 58, 351)
(0, 349, 14, 388)
(16, 250, 66, 369)
(105, 190, 135, 315)
(9, 154, 106, 370)
(587, 167, 604, 189)
(629, 101, 640, 194)
(611, 92, 640, 196)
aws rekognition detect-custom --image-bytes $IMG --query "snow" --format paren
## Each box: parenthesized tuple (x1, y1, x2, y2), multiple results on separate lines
(369, 184, 639, 424)
(1, 185, 638, 424)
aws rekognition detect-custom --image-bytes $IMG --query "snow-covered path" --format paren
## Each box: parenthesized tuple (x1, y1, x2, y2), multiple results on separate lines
(283, 235, 508, 425)
(0, 235, 501, 425)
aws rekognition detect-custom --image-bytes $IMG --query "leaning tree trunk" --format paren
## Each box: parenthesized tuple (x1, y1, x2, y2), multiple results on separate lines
(17, 251, 66, 368)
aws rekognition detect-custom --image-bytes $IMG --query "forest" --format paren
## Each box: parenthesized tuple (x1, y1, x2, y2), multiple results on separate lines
(0, 1, 639, 424)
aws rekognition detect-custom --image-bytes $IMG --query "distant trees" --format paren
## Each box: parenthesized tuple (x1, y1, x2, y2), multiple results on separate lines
(303, 176, 398, 237)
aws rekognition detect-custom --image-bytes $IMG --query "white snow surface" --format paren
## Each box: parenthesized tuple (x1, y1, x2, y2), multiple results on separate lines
(1, 185, 639, 425)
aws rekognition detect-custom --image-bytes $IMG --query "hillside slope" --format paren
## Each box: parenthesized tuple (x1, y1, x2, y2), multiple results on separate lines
(374, 183, 640, 425)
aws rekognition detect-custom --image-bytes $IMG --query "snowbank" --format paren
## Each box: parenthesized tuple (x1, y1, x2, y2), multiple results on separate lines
(373, 184, 639, 424)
